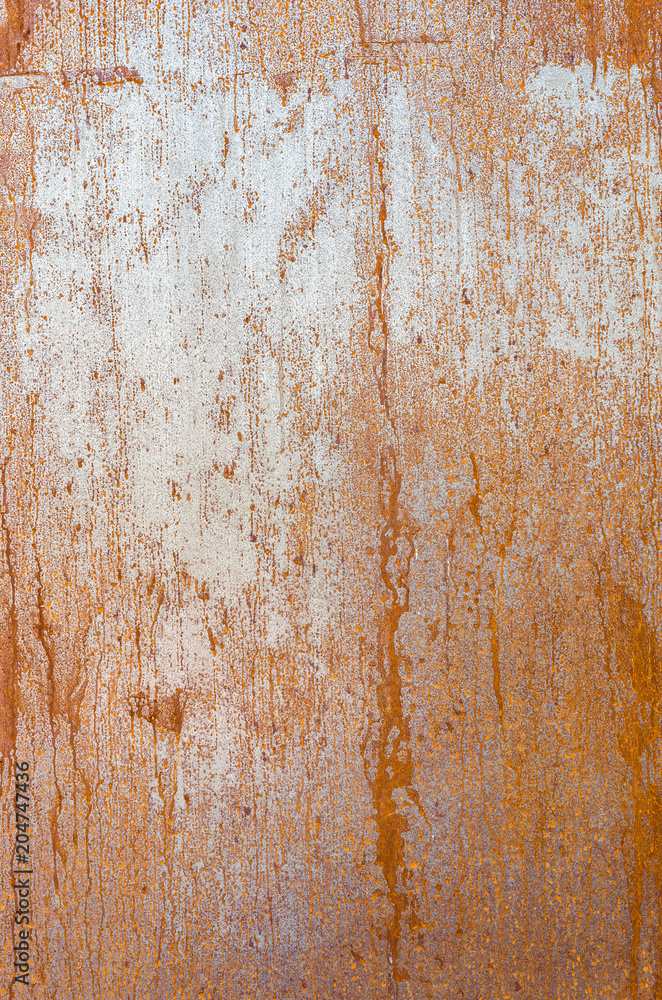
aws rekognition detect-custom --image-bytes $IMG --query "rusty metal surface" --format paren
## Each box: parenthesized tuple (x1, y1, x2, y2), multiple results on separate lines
(0, 1, 661, 997)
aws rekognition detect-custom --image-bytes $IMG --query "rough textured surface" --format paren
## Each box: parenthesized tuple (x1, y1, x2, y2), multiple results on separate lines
(0, 0, 661, 997)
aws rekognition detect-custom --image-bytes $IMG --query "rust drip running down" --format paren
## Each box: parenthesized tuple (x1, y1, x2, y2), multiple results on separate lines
(0, 451, 18, 759)
(488, 610, 504, 737)
(361, 102, 428, 991)
(372, 445, 421, 989)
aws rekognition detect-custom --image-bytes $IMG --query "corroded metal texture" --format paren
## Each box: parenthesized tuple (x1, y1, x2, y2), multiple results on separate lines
(0, 1, 661, 998)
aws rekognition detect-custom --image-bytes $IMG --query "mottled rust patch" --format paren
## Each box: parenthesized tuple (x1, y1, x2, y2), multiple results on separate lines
(0, 0, 46, 72)
(129, 688, 188, 736)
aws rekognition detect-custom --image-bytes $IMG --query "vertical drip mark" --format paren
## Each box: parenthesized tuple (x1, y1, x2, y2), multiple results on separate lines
(372, 445, 420, 990)
(0, 443, 18, 758)
(488, 611, 504, 737)
(27, 396, 65, 900)
(360, 106, 429, 994)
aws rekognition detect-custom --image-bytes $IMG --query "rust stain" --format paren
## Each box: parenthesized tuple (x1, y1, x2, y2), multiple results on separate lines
(0, 0, 46, 73)
(128, 687, 188, 736)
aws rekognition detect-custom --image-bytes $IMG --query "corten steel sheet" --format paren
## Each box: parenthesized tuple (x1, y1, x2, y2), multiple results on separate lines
(0, 0, 660, 998)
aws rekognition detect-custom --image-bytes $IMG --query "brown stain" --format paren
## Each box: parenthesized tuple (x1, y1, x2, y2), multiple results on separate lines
(129, 687, 188, 736)
(0, 0, 45, 73)
(273, 70, 296, 103)
(77, 65, 143, 87)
